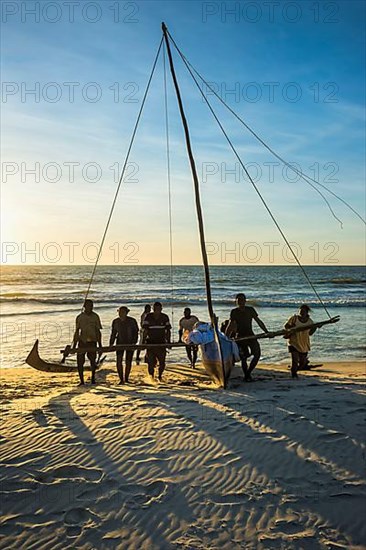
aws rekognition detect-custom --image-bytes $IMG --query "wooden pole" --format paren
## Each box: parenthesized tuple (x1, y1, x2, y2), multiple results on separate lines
(161, 23, 228, 387)
(61, 315, 340, 355)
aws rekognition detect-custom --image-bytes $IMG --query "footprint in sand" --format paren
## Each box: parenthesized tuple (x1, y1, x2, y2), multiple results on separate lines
(76, 477, 119, 502)
(64, 507, 100, 526)
(65, 525, 82, 538)
(118, 482, 143, 494)
(0, 477, 39, 494)
(35, 465, 103, 483)
(272, 517, 314, 538)
(125, 480, 170, 509)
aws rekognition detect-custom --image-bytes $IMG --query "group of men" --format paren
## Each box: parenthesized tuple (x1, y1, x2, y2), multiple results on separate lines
(73, 301, 196, 385)
(73, 294, 315, 385)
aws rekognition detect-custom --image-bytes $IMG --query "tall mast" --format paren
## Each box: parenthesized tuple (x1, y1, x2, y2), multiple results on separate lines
(162, 22, 227, 386)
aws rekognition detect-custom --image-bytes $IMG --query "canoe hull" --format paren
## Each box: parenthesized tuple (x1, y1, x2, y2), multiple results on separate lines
(199, 336, 237, 387)
(26, 340, 81, 373)
(201, 357, 233, 387)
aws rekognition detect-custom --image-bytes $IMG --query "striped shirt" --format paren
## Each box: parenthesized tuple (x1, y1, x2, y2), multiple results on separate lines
(142, 312, 171, 344)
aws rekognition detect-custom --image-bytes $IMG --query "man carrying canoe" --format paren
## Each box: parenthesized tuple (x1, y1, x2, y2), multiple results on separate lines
(73, 299, 102, 385)
(178, 307, 199, 368)
(142, 302, 171, 382)
(110, 306, 139, 384)
(284, 304, 317, 378)
(226, 293, 269, 381)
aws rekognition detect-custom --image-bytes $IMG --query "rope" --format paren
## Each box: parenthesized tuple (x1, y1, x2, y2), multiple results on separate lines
(169, 34, 332, 319)
(83, 36, 164, 303)
(163, 41, 175, 329)
(167, 31, 365, 228)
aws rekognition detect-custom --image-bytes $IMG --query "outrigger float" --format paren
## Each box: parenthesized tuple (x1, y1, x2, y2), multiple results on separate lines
(25, 22, 346, 387)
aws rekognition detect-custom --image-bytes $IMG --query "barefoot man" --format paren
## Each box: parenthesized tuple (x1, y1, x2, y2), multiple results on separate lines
(73, 299, 102, 385)
(110, 306, 139, 384)
(142, 302, 171, 382)
(226, 293, 269, 381)
(284, 304, 317, 378)
(178, 307, 199, 368)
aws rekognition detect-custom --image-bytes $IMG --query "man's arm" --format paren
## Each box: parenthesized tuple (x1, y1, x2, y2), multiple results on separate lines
(109, 321, 117, 347)
(284, 315, 296, 334)
(165, 319, 172, 344)
(96, 328, 102, 349)
(309, 322, 317, 336)
(178, 319, 183, 342)
(142, 318, 149, 343)
(73, 316, 80, 347)
(254, 316, 268, 333)
(225, 320, 237, 338)
(225, 310, 237, 338)
(132, 319, 139, 344)
(73, 328, 80, 347)
(95, 316, 102, 349)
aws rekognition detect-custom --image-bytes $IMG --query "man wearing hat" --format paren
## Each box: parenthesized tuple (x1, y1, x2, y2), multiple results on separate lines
(110, 306, 139, 384)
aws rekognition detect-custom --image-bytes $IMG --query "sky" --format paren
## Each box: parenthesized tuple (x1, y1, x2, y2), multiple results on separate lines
(1, 0, 365, 266)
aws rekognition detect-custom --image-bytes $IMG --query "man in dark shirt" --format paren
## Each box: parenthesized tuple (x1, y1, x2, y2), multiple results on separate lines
(226, 293, 269, 381)
(110, 306, 139, 384)
(142, 302, 171, 382)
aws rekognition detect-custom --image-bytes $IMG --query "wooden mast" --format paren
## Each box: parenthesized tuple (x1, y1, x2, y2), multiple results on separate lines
(161, 22, 227, 387)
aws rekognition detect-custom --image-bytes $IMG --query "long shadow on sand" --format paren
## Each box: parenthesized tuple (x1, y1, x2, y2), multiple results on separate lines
(43, 368, 194, 549)
(129, 365, 366, 547)
(11, 364, 364, 549)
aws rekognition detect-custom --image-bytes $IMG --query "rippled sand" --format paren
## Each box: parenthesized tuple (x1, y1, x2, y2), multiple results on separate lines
(1, 361, 365, 549)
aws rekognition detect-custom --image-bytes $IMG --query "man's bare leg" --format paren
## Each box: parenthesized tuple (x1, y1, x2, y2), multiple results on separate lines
(125, 352, 133, 383)
(116, 353, 124, 384)
(291, 350, 299, 378)
(77, 353, 85, 385)
(88, 351, 97, 384)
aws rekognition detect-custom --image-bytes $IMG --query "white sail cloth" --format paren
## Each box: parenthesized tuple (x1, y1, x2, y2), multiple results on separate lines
(185, 322, 240, 363)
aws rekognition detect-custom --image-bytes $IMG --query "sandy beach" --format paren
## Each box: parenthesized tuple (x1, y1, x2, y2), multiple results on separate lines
(1, 360, 365, 549)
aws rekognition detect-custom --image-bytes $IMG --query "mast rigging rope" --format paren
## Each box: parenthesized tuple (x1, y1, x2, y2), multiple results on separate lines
(168, 33, 332, 318)
(163, 41, 175, 327)
(83, 36, 164, 303)
(167, 30, 365, 228)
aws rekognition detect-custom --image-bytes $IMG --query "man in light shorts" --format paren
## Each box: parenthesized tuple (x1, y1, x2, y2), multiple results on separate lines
(178, 307, 199, 368)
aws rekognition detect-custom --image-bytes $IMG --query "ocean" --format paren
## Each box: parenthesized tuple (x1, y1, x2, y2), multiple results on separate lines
(1, 265, 365, 368)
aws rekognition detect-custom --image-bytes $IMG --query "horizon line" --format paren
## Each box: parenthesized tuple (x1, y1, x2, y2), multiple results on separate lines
(1, 264, 364, 268)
